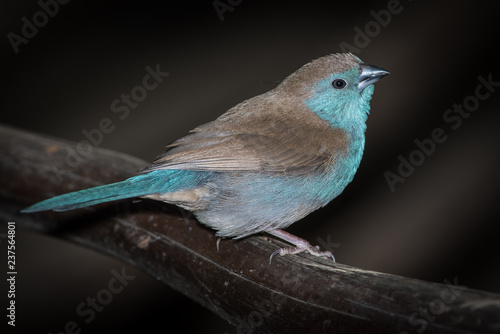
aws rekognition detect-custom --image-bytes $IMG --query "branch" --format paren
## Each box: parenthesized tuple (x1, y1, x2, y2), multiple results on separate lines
(1, 124, 499, 333)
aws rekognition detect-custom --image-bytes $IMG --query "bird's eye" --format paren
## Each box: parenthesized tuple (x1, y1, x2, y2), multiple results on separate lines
(332, 79, 347, 89)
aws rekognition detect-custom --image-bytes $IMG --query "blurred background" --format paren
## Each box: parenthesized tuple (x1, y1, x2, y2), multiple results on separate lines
(1, 0, 499, 332)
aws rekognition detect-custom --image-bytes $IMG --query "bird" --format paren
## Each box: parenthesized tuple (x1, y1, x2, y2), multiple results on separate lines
(22, 53, 388, 262)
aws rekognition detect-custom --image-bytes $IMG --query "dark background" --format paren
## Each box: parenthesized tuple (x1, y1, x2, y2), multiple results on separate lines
(1, 0, 499, 333)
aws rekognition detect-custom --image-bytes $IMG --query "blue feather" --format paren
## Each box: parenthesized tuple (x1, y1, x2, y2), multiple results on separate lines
(21, 169, 205, 213)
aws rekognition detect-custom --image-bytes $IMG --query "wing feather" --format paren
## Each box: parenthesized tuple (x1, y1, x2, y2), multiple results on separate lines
(141, 97, 349, 174)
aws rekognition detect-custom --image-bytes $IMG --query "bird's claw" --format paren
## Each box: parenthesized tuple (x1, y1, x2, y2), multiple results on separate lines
(216, 237, 222, 252)
(269, 243, 336, 264)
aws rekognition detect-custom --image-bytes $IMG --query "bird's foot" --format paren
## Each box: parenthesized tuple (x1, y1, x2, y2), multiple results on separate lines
(269, 244, 335, 264)
(267, 229, 335, 264)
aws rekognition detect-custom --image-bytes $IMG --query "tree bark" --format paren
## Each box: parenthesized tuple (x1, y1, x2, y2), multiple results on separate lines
(1, 124, 499, 333)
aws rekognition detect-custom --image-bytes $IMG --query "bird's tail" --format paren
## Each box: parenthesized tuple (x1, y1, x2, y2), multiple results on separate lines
(21, 169, 198, 213)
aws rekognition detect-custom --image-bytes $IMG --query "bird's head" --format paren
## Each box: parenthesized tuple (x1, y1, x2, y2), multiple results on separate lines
(277, 53, 389, 129)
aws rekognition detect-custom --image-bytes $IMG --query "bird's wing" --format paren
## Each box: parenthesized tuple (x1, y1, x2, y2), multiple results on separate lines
(142, 117, 348, 174)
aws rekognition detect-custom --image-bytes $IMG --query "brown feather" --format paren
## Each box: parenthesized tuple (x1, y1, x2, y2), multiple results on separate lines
(141, 88, 349, 174)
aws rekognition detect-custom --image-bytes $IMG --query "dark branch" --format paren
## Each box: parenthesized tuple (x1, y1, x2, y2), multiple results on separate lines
(1, 124, 499, 333)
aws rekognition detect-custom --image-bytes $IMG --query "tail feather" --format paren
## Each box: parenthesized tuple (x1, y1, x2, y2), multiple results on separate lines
(21, 169, 201, 213)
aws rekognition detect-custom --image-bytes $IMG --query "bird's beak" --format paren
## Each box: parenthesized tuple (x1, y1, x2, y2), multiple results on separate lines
(358, 63, 389, 91)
